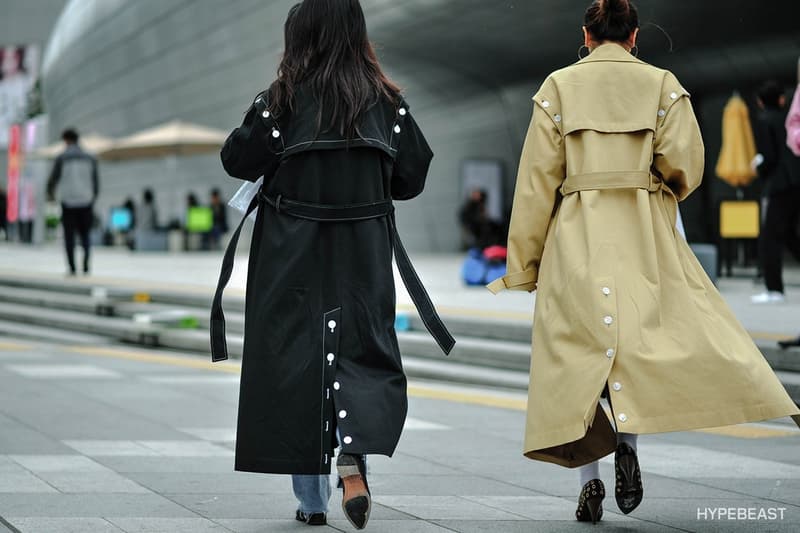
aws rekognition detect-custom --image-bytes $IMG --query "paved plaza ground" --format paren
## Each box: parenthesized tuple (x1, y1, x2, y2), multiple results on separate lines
(0, 243, 798, 532)
(0, 337, 798, 533)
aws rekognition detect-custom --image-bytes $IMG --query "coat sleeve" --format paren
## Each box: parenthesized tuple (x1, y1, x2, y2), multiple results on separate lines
(220, 95, 282, 182)
(786, 86, 800, 157)
(652, 94, 705, 202)
(391, 108, 433, 201)
(488, 98, 565, 294)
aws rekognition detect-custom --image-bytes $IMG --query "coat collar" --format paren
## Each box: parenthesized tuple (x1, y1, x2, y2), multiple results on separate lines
(578, 42, 642, 65)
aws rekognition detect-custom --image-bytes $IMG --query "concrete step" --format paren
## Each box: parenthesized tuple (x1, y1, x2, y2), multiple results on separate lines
(399, 330, 529, 371)
(1, 275, 799, 399)
(0, 319, 113, 346)
(0, 302, 161, 346)
(408, 313, 531, 344)
(0, 274, 233, 311)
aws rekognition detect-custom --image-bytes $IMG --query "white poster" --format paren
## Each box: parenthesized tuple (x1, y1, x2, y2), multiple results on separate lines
(0, 44, 40, 148)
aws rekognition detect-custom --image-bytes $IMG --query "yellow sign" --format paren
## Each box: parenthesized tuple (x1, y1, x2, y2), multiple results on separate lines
(720, 201, 760, 239)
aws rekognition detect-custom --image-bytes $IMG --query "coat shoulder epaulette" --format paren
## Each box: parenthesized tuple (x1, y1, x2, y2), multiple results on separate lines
(532, 76, 563, 132)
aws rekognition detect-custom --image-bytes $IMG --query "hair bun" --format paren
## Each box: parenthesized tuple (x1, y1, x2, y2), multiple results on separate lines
(585, 0, 638, 42)
(602, 0, 630, 15)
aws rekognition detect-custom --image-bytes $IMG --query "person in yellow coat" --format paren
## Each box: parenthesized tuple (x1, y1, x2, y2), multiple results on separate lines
(488, 0, 800, 524)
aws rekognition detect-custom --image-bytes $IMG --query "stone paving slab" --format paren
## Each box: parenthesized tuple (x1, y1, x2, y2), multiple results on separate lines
(326, 520, 453, 532)
(458, 495, 637, 522)
(0, 338, 798, 533)
(3, 518, 124, 533)
(0, 494, 198, 518)
(0, 472, 57, 494)
(431, 520, 680, 532)
(123, 472, 297, 495)
(105, 517, 231, 533)
(90, 456, 235, 474)
(214, 519, 319, 533)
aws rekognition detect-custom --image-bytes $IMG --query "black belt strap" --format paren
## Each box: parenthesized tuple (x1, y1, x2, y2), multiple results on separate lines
(210, 192, 455, 362)
(210, 194, 259, 362)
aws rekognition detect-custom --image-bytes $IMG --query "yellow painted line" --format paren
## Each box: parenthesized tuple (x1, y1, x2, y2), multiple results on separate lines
(693, 425, 798, 439)
(0, 341, 32, 351)
(749, 331, 796, 342)
(66, 346, 240, 374)
(408, 384, 527, 411)
(62, 345, 800, 439)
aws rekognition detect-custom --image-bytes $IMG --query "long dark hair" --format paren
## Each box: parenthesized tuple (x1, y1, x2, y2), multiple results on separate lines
(584, 0, 639, 43)
(269, 0, 401, 138)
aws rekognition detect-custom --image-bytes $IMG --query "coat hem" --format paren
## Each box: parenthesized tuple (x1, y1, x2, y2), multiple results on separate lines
(235, 458, 331, 476)
(523, 401, 800, 468)
(618, 401, 800, 436)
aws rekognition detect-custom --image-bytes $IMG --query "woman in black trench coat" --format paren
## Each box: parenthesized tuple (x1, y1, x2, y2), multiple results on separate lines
(212, 0, 453, 529)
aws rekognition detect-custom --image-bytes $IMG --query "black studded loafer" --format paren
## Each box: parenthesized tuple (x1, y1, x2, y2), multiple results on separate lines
(615, 442, 643, 514)
(337, 453, 371, 530)
(295, 510, 327, 526)
(576, 478, 605, 524)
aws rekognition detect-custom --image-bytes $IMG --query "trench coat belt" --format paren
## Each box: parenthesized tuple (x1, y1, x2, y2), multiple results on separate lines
(560, 171, 664, 195)
(210, 192, 456, 363)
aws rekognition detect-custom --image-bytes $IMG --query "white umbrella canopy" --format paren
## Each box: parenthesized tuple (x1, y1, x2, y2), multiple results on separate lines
(30, 133, 115, 159)
(98, 120, 228, 160)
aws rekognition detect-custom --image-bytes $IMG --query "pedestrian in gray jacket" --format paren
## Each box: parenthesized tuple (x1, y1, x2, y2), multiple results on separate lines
(47, 128, 99, 275)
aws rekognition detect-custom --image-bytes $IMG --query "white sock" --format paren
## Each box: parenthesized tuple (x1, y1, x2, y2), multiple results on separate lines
(617, 432, 638, 451)
(579, 461, 600, 487)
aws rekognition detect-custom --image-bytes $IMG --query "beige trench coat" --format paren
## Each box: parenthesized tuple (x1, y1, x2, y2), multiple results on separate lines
(489, 43, 800, 468)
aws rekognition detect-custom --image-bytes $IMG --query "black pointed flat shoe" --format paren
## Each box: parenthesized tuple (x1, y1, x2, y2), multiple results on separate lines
(576, 478, 605, 524)
(337, 454, 371, 530)
(615, 442, 643, 514)
(295, 510, 327, 526)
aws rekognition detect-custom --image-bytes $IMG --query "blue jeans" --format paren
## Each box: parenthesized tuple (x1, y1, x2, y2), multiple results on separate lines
(292, 455, 367, 514)
(292, 474, 332, 515)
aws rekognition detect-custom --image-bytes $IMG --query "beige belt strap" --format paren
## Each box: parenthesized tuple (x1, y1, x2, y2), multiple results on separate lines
(560, 171, 663, 195)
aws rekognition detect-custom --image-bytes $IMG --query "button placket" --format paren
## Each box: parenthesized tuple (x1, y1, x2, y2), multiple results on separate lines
(321, 308, 342, 468)
(598, 277, 619, 363)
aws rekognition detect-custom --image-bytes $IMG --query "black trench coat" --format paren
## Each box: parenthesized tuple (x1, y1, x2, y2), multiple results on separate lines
(218, 88, 439, 475)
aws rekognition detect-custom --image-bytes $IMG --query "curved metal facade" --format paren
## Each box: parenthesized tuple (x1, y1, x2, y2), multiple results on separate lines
(41, 0, 800, 250)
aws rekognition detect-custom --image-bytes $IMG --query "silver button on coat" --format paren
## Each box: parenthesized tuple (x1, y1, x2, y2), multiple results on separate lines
(613, 382, 622, 391)
(618, 413, 628, 422)
(606, 349, 615, 358)
(604, 316, 614, 325)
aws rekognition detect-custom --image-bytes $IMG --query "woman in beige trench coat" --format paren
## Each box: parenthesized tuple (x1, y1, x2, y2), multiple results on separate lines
(489, 0, 800, 524)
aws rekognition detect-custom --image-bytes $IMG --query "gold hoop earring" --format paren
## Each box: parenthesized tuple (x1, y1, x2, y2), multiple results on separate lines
(630, 45, 639, 57)
(578, 45, 590, 60)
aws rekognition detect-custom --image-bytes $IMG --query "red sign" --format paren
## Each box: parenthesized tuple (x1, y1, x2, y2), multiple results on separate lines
(6, 124, 21, 223)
